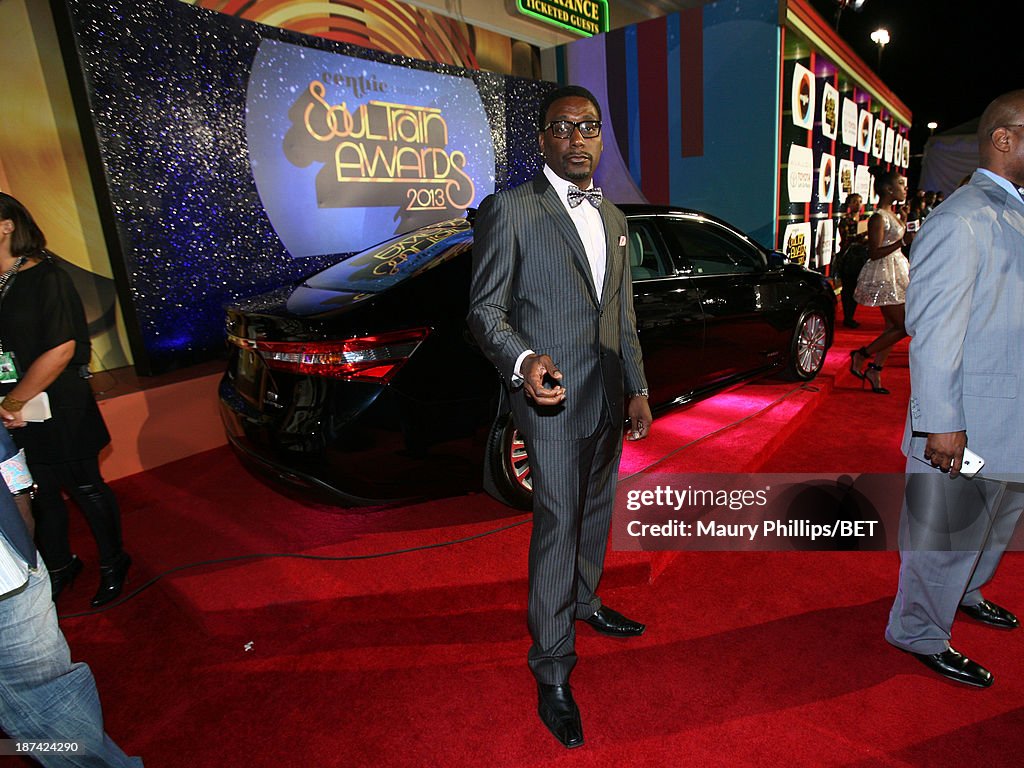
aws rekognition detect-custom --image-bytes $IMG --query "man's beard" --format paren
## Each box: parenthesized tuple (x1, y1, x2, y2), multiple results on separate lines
(563, 157, 592, 181)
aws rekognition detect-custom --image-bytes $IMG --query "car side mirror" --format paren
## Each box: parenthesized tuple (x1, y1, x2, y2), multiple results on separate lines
(767, 250, 789, 269)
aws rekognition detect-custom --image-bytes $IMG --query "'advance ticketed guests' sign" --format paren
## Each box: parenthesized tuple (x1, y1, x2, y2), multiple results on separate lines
(246, 39, 495, 258)
(514, 0, 609, 37)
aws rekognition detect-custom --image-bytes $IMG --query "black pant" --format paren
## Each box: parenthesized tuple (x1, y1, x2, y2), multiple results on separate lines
(840, 280, 858, 323)
(839, 247, 868, 323)
(31, 457, 123, 569)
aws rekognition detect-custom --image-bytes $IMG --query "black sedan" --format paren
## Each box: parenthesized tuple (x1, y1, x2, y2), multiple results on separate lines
(219, 206, 835, 508)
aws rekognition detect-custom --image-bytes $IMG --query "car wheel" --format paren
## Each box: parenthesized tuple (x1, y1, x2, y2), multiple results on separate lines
(485, 411, 533, 510)
(786, 308, 829, 380)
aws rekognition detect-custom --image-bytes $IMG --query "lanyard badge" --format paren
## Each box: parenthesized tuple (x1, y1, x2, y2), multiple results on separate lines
(0, 351, 18, 384)
(0, 255, 27, 383)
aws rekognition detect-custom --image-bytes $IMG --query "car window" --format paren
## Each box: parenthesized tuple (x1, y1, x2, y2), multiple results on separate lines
(659, 217, 764, 276)
(304, 220, 472, 293)
(626, 219, 672, 280)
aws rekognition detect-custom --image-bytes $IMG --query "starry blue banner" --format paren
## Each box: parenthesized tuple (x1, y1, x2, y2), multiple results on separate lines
(56, 0, 547, 373)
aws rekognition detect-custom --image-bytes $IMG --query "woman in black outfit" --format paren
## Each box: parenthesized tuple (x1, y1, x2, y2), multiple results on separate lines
(835, 193, 868, 329)
(0, 193, 131, 606)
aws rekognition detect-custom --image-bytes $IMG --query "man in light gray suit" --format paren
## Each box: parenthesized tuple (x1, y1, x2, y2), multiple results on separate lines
(468, 85, 652, 747)
(887, 89, 1024, 687)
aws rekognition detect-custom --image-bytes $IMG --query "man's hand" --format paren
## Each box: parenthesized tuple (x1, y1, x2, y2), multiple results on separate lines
(521, 354, 565, 405)
(626, 395, 653, 441)
(0, 406, 25, 429)
(924, 430, 967, 477)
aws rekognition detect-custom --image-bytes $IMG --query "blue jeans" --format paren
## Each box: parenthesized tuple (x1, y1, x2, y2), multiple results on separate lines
(0, 561, 143, 767)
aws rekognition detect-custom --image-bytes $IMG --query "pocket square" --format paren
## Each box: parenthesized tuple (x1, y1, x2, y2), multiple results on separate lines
(618, 235, 627, 246)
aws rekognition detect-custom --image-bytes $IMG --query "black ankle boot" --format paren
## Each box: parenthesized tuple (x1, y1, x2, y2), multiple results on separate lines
(50, 555, 84, 600)
(91, 552, 132, 607)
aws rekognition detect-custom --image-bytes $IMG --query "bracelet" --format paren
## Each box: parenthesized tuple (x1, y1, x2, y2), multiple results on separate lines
(1, 395, 26, 412)
(629, 388, 649, 399)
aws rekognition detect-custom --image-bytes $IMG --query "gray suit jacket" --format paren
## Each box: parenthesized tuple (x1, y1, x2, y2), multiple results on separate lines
(468, 173, 647, 440)
(902, 171, 1024, 477)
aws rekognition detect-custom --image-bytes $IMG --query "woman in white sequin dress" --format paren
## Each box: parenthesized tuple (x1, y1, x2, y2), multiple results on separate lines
(849, 167, 915, 393)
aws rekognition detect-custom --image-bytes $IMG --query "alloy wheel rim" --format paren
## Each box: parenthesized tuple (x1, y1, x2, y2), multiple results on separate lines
(507, 426, 532, 493)
(797, 313, 827, 375)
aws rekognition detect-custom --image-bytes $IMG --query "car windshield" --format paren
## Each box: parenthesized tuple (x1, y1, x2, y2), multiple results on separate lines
(304, 219, 472, 293)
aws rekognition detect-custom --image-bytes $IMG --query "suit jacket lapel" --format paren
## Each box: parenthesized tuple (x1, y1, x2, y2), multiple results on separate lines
(598, 204, 621, 307)
(534, 174, 600, 306)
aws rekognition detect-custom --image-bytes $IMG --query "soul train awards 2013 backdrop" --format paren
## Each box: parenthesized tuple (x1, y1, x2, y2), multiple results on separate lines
(246, 40, 495, 258)
(51, 0, 550, 374)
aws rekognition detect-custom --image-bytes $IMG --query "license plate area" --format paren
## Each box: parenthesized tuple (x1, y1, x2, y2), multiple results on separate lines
(234, 348, 268, 409)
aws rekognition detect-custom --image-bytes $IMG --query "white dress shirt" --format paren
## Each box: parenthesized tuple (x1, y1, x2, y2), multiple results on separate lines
(542, 164, 607, 299)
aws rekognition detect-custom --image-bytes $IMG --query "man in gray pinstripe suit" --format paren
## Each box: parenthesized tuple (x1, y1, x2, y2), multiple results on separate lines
(468, 85, 652, 748)
(886, 90, 1024, 688)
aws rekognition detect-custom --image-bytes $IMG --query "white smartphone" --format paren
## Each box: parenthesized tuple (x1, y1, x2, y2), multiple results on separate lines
(959, 447, 985, 477)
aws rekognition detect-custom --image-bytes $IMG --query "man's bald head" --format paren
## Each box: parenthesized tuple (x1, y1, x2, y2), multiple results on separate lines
(978, 90, 1024, 182)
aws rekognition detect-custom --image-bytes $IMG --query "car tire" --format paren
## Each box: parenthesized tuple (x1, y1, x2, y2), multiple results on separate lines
(485, 411, 533, 510)
(785, 307, 829, 381)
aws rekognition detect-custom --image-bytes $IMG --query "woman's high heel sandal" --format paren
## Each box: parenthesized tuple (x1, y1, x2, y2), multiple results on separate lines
(849, 347, 871, 380)
(863, 362, 890, 395)
(49, 555, 84, 600)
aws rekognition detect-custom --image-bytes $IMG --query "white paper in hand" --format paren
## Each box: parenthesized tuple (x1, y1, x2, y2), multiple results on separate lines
(21, 392, 52, 422)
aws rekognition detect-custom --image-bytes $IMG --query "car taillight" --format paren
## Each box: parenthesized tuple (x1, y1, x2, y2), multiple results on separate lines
(230, 328, 430, 383)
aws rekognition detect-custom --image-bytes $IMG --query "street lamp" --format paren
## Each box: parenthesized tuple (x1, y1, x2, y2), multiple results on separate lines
(870, 28, 890, 71)
(832, 0, 868, 31)
(927, 121, 938, 135)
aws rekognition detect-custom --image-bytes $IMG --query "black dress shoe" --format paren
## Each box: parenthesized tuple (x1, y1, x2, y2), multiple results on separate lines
(49, 555, 84, 600)
(91, 552, 132, 607)
(959, 599, 1019, 629)
(907, 647, 993, 688)
(537, 683, 583, 748)
(582, 606, 645, 637)
(842, 319, 861, 328)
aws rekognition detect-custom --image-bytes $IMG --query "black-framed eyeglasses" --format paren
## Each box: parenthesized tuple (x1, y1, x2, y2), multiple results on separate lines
(990, 123, 1024, 135)
(543, 120, 602, 139)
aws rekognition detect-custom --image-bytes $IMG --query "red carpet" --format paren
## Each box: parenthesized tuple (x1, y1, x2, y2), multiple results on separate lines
(36, 308, 1022, 767)
(761, 307, 910, 473)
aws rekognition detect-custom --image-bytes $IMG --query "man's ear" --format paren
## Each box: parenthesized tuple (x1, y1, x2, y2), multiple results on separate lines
(990, 127, 1012, 153)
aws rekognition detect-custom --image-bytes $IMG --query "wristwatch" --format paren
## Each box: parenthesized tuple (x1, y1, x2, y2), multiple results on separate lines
(11, 483, 37, 500)
(629, 388, 649, 399)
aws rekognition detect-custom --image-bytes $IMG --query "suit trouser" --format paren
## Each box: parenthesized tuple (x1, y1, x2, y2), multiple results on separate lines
(886, 458, 1024, 654)
(524, 410, 622, 685)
